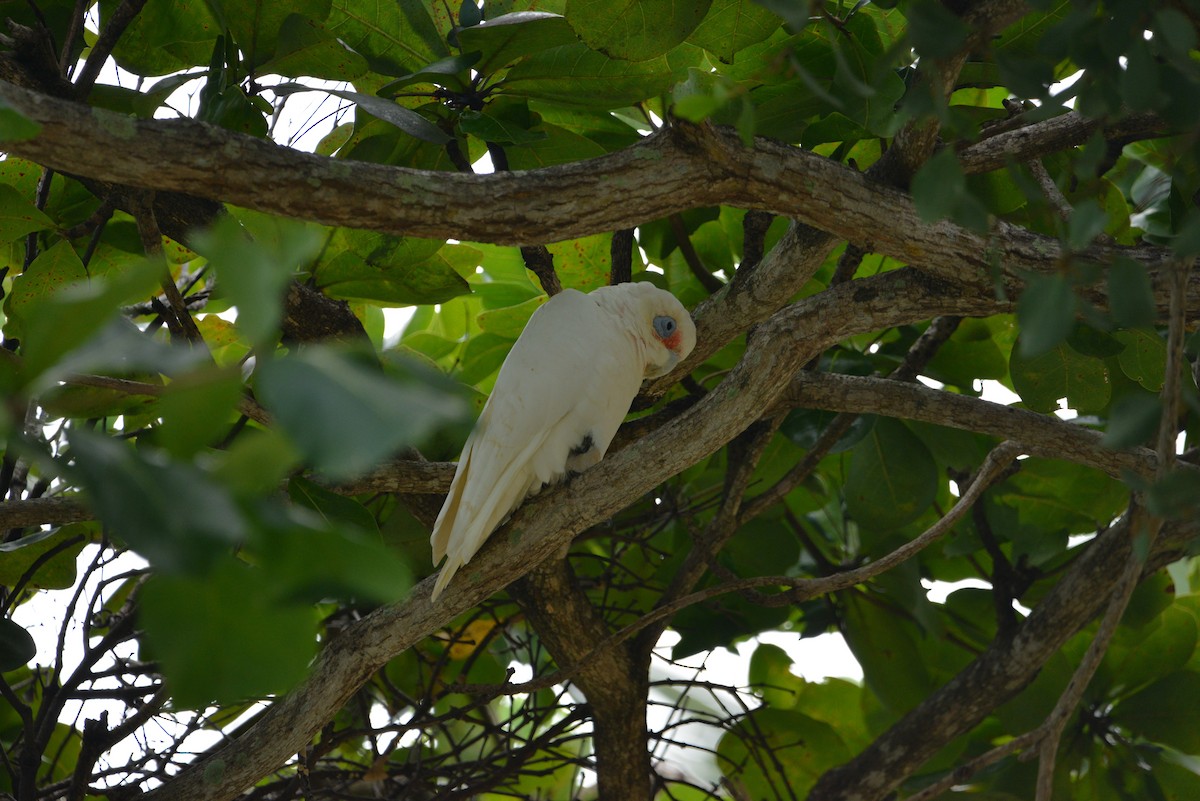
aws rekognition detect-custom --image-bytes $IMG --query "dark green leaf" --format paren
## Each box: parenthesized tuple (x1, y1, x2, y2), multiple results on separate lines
(68, 430, 247, 573)
(1114, 329, 1166, 392)
(1108, 259, 1157, 329)
(0, 524, 92, 590)
(840, 592, 934, 714)
(256, 347, 469, 480)
(1101, 393, 1161, 449)
(139, 558, 316, 707)
(566, 0, 711, 61)
(1010, 339, 1111, 413)
(906, 0, 969, 59)
(459, 108, 547, 144)
(717, 707, 850, 798)
(0, 618, 36, 672)
(1067, 198, 1108, 251)
(1112, 671, 1200, 753)
(1016, 273, 1077, 357)
(192, 214, 324, 347)
(500, 44, 680, 109)
(845, 418, 938, 533)
(457, 12, 579, 74)
(260, 14, 369, 80)
(325, 0, 448, 75)
(688, 0, 781, 62)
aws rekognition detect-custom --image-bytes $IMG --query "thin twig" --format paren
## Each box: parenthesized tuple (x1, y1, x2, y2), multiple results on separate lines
(72, 0, 149, 99)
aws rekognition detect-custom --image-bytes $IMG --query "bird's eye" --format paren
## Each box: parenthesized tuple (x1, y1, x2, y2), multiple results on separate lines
(653, 316, 677, 339)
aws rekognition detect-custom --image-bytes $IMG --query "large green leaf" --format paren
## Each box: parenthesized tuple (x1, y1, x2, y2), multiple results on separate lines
(1010, 339, 1111, 413)
(325, 0, 448, 75)
(255, 347, 470, 480)
(313, 232, 471, 305)
(192, 213, 325, 347)
(102, 0, 220, 76)
(139, 558, 317, 708)
(717, 707, 851, 797)
(687, 0, 781, 63)
(845, 418, 938, 533)
(500, 43, 681, 108)
(68, 430, 248, 574)
(565, 0, 711, 61)
(0, 618, 36, 672)
(223, 0, 333, 68)
(993, 458, 1126, 535)
(841, 591, 935, 715)
(457, 12, 579, 73)
(0, 524, 92, 590)
(259, 14, 369, 80)
(1112, 671, 1200, 753)
(0, 183, 54, 244)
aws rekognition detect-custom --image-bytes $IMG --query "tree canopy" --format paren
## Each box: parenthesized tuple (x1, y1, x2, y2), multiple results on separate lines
(2, 1, 1200, 800)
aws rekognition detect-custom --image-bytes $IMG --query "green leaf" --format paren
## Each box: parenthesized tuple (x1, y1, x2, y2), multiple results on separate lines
(1010, 339, 1111, 413)
(68, 430, 247, 573)
(906, 0, 969, 59)
(717, 708, 850, 798)
(0, 524, 92, 590)
(459, 332, 514, 386)
(255, 347, 470, 480)
(845, 418, 938, 533)
(260, 522, 412, 606)
(1114, 329, 1166, 392)
(687, 0, 781, 63)
(994, 458, 1126, 535)
(459, 107, 547, 145)
(0, 618, 36, 672)
(325, 0, 448, 76)
(192, 214, 324, 347)
(748, 643, 802, 708)
(910, 148, 988, 231)
(10, 249, 160, 383)
(1102, 392, 1161, 449)
(104, 0, 221, 76)
(1067, 198, 1109, 250)
(156, 366, 245, 458)
(1108, 259, 1157, 329)
(566, 0, 711, 61)
(546, 233, 612, 291)
(222, 0, 333, 68)
(477, 295, 545, 338)
(457, 12, 579, 74)
(0, 184, 53, 245)
(841, 591, 934, 714)
(378, 53, 481, 94)
(1112, 671, 1200, 753)
(500, 44, 680, 109)
(312, 232, 471, 305)
(139, 558, 317, 708)
(1017, 273, 1077, 357)
(259, 14, 369, 80)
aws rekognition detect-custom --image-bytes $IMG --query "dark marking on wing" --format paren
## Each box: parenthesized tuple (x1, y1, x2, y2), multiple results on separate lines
(570, 432, 595, 457)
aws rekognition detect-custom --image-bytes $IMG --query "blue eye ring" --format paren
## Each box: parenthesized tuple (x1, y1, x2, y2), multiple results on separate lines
(653, 315, 677, 339)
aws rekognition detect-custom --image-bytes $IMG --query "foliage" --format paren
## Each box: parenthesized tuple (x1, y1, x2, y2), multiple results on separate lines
(1, 1, 1199, 800)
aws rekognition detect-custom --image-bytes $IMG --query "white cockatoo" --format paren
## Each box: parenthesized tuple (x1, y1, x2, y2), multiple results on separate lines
(429, 281, 697, 600)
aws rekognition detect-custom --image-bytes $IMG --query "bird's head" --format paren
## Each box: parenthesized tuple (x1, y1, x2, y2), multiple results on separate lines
(595, 282, 697, 379)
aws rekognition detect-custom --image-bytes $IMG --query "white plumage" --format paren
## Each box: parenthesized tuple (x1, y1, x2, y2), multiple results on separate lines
(429, 282, 697, 600)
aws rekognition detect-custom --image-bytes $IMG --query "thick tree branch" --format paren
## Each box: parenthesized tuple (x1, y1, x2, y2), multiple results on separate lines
(0, 82, 1185, 315)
